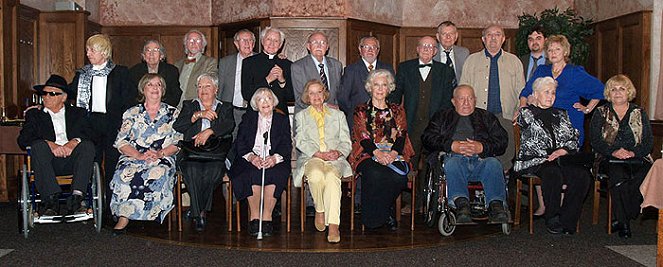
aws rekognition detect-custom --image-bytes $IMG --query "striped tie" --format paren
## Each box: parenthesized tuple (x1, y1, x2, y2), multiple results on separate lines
(319, 63, 329, 91)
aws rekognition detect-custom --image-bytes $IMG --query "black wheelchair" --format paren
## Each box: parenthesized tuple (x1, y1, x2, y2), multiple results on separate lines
(17, 147, 103, 238)
(422, 151, 512, 236)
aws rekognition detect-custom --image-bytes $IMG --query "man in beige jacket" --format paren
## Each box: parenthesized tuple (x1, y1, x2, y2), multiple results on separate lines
(460, 24, 524, 170)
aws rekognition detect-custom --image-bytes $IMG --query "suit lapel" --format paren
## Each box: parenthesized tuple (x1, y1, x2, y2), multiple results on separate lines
(39, 110, 56, 141)
(106, 70, 113, 106)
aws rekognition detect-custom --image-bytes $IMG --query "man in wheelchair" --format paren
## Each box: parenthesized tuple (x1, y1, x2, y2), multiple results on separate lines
(422, 85, 508, 224)
(17, 74, 95, 216)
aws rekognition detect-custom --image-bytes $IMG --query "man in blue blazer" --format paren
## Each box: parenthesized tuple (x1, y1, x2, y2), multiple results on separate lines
(338, 36, 395, 131)
(291, 32, 343, 114)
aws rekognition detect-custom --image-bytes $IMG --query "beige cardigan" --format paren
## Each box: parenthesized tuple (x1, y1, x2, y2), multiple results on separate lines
(459, 49, 525, 120)
(292, 105, 353, 187)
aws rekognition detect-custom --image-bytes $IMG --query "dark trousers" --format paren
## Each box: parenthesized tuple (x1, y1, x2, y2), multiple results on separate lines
(30, 140, 95, 196)
(88, 112, 121, 218)
(537, 161, 591, 230)
(358, 159, 407, 228)
(180, 160, 225, 218)
(605, 160, 651, 223)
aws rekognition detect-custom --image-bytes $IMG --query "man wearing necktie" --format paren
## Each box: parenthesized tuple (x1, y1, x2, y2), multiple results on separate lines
(291, 32, 343, 114)
(519, 25, 548, 82)
(460, 25, 525, 171)
(389, 36, 456, 211)
(433, 21, 470, 83)
(174, 29, 218, 108)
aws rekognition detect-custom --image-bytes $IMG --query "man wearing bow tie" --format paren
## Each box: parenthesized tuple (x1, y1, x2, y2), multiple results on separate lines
(460, 25, 524, 170)
(175, 29, 218, 108)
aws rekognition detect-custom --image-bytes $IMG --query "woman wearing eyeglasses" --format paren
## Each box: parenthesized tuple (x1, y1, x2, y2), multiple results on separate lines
(129, 40, 182, 107)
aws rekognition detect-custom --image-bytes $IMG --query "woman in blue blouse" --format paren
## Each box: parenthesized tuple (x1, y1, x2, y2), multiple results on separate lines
(519, 34, 604, 145)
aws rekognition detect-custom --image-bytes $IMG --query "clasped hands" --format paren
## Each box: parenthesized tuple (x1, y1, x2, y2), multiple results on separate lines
(249, 153, 277, 169)
(47, 140, 78, 158)
(192, 109, 217, 122)
(265, 65, 285, 84)
(192, 129, 213, 147)
(137, 149, 165, 162)
(612, 148, 635, 159)
(451, 139, 484, 157)
(374, 150, 398, 166)
(313, 150, 342, 161)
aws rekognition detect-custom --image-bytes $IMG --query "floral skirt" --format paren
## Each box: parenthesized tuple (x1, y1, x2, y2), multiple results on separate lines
(109, 156, 176, 223)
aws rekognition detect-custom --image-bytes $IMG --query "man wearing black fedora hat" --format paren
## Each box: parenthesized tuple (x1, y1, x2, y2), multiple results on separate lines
(17, 74, 95, 216)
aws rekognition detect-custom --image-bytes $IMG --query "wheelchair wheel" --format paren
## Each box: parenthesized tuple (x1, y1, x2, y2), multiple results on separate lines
(438, 211, 456, 236)
(91, 163, 103, 233)
(423, 169, 439, 228)
(18, 164, 30, 238)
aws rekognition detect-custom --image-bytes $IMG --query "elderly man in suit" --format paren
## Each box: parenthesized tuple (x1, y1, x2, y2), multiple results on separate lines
(519, 25, 547, 82)
(218, 29, 256, 139)
(175, 29, 218, 107)
(338, 36, 395, 131)
(129, 40, 181, 107)
(460, 24, 525, 171)
(291, 31, 343, 114)
(242, 27, 293, 114)
(433, 21, 469, 83)
(18, 75, 95, 216)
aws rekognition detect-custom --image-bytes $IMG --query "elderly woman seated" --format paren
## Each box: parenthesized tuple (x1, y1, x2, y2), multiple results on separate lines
(590, 74, 653, 238)
(109, 73, 183, 236)
(173, 73, 234, 232)
(514, 76, 590, 235)
(229, 88, 292, 237)
(293, 80, 352, 243)
(349, 69, 414, 231)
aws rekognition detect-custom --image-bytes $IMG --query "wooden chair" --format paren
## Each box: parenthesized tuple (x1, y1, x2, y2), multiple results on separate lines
(513, 125, 543, 234)
(170, 172, 233, 232)
(592, 162, 612, 234)
(298, 175, 355, 232)
(234, 175, 291, 232)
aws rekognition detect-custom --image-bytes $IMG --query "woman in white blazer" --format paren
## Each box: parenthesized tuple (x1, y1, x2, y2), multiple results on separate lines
(293, 80, 352, 243)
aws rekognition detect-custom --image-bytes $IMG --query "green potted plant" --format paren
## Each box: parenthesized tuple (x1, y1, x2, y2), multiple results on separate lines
(516, 7, 594, 66)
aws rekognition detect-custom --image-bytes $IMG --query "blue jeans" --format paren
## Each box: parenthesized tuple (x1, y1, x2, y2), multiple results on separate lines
(444, 154, 506, 207)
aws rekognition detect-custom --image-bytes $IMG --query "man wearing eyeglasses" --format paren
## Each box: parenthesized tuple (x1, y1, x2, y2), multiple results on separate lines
(460, 24, 524, 171)
(389, 36, 456, 213)
(175, 29, 218, 108)
(18, 74, 95, 217)
(338, 36, 394, 131)
(291, 31, 343, 114)
(433, 21, 469, 83)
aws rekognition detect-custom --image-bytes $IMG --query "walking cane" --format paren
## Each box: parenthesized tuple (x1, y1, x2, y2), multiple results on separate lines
(257, 131, 269, 240)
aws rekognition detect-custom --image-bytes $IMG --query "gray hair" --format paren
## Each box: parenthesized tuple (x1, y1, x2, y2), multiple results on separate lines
(532, 76, 558, 93)
(359, 36, 380, 49)
(196, 73, 219, 89)
(183, 29, 208, 54)
(249, 87, 280, 111)
(141, 39, 166, 61)
(364, 69, 396, 94)
(260, 26, 285, 45)
(234, 29, 256, 42)
(482, 24, 504, 37)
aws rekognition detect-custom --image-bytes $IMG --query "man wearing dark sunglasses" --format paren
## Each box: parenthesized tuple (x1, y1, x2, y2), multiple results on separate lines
(17, 74, 95, 217)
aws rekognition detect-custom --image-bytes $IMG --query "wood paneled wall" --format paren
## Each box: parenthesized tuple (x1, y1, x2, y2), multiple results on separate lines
(102, 26, 218, 68)
(587, 11, 652, 110)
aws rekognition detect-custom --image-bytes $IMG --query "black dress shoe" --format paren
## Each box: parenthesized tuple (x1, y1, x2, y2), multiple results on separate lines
(619, 223, 632, 238)
(611, 220, 623, 234)
(194, 217, 206, 232)
(66, 194, 84, 215)
(386, 216, 398, 231)
(545, 217, 563, 235)
(112, 228, 127, 237)
(249, 219, 259, 236)
(263, 221, 273, 237)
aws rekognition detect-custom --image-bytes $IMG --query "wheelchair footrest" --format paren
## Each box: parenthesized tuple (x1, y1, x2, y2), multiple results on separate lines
(35, 212, 93, 224)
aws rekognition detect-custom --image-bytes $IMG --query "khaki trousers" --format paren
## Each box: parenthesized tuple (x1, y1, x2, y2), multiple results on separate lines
(304, 158, 342, 226)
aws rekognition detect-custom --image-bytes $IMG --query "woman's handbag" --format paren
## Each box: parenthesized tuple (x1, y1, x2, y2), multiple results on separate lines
(178, 136, 231, 162)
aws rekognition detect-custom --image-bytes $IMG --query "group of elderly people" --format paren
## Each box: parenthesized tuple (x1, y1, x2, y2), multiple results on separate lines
(21, 23, 653, 244)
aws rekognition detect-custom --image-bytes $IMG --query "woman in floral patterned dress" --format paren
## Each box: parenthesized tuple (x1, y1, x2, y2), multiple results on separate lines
(109, 73, 182, 235)
(349, 69, 414, 230)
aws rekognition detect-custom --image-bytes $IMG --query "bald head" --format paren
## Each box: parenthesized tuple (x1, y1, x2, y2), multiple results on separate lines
(451, 85, 476, 116)
(416, 36, 438, 63)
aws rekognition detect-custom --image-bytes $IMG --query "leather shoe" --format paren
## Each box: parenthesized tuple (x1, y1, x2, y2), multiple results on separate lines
(619, 223, 632, 238)
(546, 217, 563, 235)
(386, 216, 398, 231)
(611, 220, 623, 234)
(262, 221, 273, 237)
(327, 233, 340, 243)
(249, 219, 259, 236)
(314, 212, 326, 232)
(194, 217, 206, 232)
(112, 228, 127, 237)
(66, 194, 84, 215)
(488, 200, 508, 224)
(454, 197, 472, 224)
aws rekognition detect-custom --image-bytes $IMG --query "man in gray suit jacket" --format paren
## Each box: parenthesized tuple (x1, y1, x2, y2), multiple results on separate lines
(218, 29, 256, 139)
(433, 21, 469, 82)
(174, 29, 218, 107)
(291, 32, 343, 114)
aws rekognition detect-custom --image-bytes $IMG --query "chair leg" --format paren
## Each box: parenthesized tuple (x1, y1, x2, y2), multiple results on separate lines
(395, 194, 402, 222)
(177, 174, 182, 232)
(607, 188, 612, 234)
(300, 181, 305, 232)
(287, 176, 291, 233)
(411, 174, 416, 231)
(236, 200, 241, 232)
(592, 180, 600, 225)
(350, 178, 355, 232)
(226, 180, 232, 232)
(528, 178, 534, 234)
(514, 179, 522, 226)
